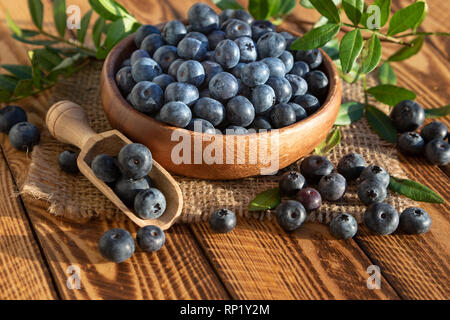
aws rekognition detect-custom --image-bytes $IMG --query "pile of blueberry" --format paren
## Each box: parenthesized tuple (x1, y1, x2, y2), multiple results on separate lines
(115, 3, 329, 134)
(0, 105, 40, 151)
(394, 100, 449, 166)
(275, 152, 432, 239)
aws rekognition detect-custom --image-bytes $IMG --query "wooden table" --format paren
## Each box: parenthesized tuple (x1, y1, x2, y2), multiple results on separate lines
(0, 0, 448, 300)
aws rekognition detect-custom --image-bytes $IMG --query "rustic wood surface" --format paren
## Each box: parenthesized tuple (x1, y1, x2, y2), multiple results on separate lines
(0, 0, 448, 300)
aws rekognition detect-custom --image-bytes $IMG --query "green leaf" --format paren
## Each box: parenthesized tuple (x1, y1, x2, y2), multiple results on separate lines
(335, 59, 361, 83)
(28, 0, 44, 30)
(322, 37, 339, 60)
(97, 17, 139, 59)
(53, 0, 66, 37)
(211, 0, 244, 10)
(389, 176, 444, 203)
(367, 84, 416, 106)
(34, 48, 63, 71)
(77, 10, 93, 44)
(248, 188, 281, 211)
(315, 127, 341, 155)
(365, 104, 398, 143)
(6, 10, 22, 37)
(249, 0, 280, 20)
(92, 17, 106, 49)
(11, 34, 59, 46)
(339, 29, 363, 73)
(300, 0, 314, 8)
(1, 65, 32, 79)
(22, 29, 40, 38)
(387, 2, 425, 36)
(362, 0, 391, 28)
(310, 0, 340, 24)
(277, 0, 296, 15)
(342, 0, 364, 25)
(379, 62, 397, 85)
(413, 0, 428, 31)
(51, 53, 82, 73)
(0, 74, 19, 92)
(28, 51, 42, 90)
(335, 101, 364, 125)
(13, 79, 33, 97)
(290, 23, 340, 51)
(361, 34, 382, 73)
(388, 36, 424, 62)
(424, 105, 450, 119)
(88, 0, 133, 21)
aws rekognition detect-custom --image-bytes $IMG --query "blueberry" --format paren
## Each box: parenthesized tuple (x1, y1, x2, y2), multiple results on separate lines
(230, 62, 246, 78)
(250, 20, 275, 41)
(120, 59, 131, 68)
(285, 74, 308, 97)
(266, 77, 292, 103)
(250, 84, 275, 115)
(114, 176, 150, 207)
(296, 187, 322, 211)
(279, 171, 306, 196)
(227, 96, 255, 127)
(128, 81, 164, 114)
(293, 94, 321, 115)
(279, 31, 297, 49)
(241, 61, 270, 87)
(136, 225, 166, 252)
(360, 165, 390, 188)
(98, 228, 135, 263)
(225, 125, 248, 135)
(184, 31, 210, 48)
(165, 82, 199, 106)
(256, 32, 286, 58)
(131, 57, 162, 82)
(364, 203, 399, 235)
(207, 30, 226, 50)
(193, 97, 225, 126)
(234, 37, 257, 62)
(318, 173, 347, 201)
(296, 49, 323, 69)
(304, 70, 328, 99)
(140, 33, 165, 56)
(262, 57, 286, 77)
(205, 50, 216, 61)
(209, 209, 237, 233)
(152, 74, 174, 90)
(329, 213, 357, 239)
(421, 121, 448, 142)
(225, 19, 252, 40)
(214, 39, 240, 69)
(8, 122, 40, 151)
(288, 103, 307, 122)
(279, 51, 294, 73)
(250, 116, 272, 131)
(275, 200, 307, 232)
(118, 143, 152, 180)
(186, 118, 216, 134)
(229, 9, 254, 24)
(130, 49, 150, 65)
(398, 131, 425, 155)
(390, 100, 425, 133)
(0, 105, 27, 133)
(115, 67, 136, 95)
(270, 103, 296, 128)
(209, 72, 239, 100)
(91, 154, 120, 183)
(300, 155, 334, 184)
(135, 24, 161, 47)
(167, 58, 186, 78)
(177, 37, 207, 61)
(153, 45, 178, 72)
(162, 20, 187, 45)
(337, 153, 366, 181)
(219, 9, 234, 26)
(58, 150, 79, 174)
(134, 188, 166, 220)
(159, 101, 192, 128)
(357, 179, 387, 205)
(399, 207, 432, 234)
(188, 3, 219, 33)
(425, 138, 450, 165)
(290, 61, 310, 77)
(177, 60, 205, 87)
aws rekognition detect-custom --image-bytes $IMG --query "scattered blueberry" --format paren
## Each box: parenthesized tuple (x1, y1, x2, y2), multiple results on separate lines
(114, 175, 150, 207)
(209, 209, 237, 233)
(360, 165, 390, 188)
(421, 121, 448, 143)
(0, 105, 27, 133)
(425, 138, 450, 165)
(279, 171, 306, 196)
(398, 132, 425, 155)
(296, 187, 322, 211)
(98, 228, 135, 263)
(91, 154, 121, 183)
(136, 225, 166, 252)
(337, 153, 366, 181)
(329, 213, 357, 239)
(399, 207, 432, 234)
(357, 179, 387, 205)
(8, 122, 40, 151)
(118, 143, 153, 180)
(390, 100, 425, 133)
(364, 203, 399, 235)
(134, 188, 166, 220)
(275, 200, 307, 232)
(300, 155, 334, 184)
(318, 173, 347, 201)
(58, 150, 79, 174)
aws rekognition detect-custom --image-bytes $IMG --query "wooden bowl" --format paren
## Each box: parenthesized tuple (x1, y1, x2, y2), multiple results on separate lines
(101, 26, 341, 180)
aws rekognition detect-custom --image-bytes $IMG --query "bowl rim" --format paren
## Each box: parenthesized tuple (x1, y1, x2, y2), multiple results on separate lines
(103, 23, 341, 138)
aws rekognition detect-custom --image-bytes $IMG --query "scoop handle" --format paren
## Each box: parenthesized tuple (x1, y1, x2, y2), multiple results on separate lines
(46, 100, 97, 149)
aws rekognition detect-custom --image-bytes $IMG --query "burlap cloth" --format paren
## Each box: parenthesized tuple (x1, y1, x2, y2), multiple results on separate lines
(21, 61, 414, 224)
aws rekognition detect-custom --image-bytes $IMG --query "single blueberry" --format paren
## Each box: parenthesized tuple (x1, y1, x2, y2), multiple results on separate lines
(177, 60, 205, 87)
(279, 171, 306, 196)
(229, 9, 254, 24)
(250, 116, 272, 131)
(290, 61, 310, 77)
(421, 121, 448, 142)
(128, 81, 164, 114)
(118, 143, 153, 180)
(164, 82, 199, 106)
(153, 45, 178, 72)
(266, 77, 292, 103)
(270, 103, 296, 128)
(279, 51, 294, 73)
(136, 225, 166, 252)
(329, 213, 358, 239)
(398, 132, 425, 155)
(177, 37, 207, 61)
(91, 154, 121, 183)
(162, 20, 187, 45)
(399, 207, 432, 234)
(0, 105, 27, 133)
(288, 102, 307, 122)
(214, 39, 240, 69)
(240, 61, 270, 87)
(227, 96, 255, 127)
(8, 122, 40, 151)
(296, 187, 322, 211)
(140, 33, 165, 56)
(120, 59, 131, 68)
(364, 203, 399, 235)
(159, 101, 192, 128)
(337, 153, 366, 181)
(115, 66, 136, 95)
(234, 37, 257, 62)
(225, 19, 252, 40)
(360, 165, 390, 188)
(390, 100, 425, 133)
(135, 24, 161, 48)
(130, 49, 150, 66)
(230, 62, 246, 79)
(209, 72, 239, 100)
(98, 228, 135, 263)
(275, 200, 307, 232)
(300, 155, 334, 184)
(296, 49, 323, 69)
(250, 20, 275, 41)
(251, 84, 276, 115)
(318, 173, 347, 201)
(357, 179, 387, 205)
(193, 97, 225, 126)
(425, 138, 450, 165)
(134, 188, 166, 220)
(186, 118, 216, 134)
(114, 176, 150, 207)
(188, 2, 219, 33)
(262, 57, 286, 77)
(219, 9, 234, 26)
(257, 32, 286, 58)
(167, 58, 186, 78)
(209, 209, 237, 233)
(225, 125, 248, 135)
(131, 57, 162, 82)
(184, 31, 209, 48)
(304, 70, 329, 100)
(207, 30, 226, 49)
(152, 74, 174, 90)
(285, 74, 308, 97)
(293, 94, 320, 115)
(58, 150, 79, 174)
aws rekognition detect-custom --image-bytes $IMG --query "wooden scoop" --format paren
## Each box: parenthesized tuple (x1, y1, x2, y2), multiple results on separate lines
(46, 100, 183, 230)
